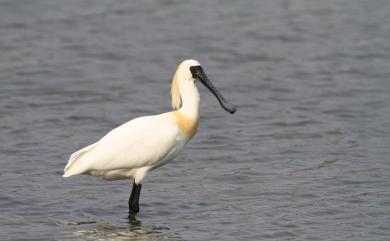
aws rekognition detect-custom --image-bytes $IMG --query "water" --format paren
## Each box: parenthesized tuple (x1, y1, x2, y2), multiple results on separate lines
(1, 0, 390, 240)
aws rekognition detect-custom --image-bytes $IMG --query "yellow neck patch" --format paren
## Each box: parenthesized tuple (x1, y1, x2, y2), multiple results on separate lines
(171, 70, 181, 110)
(172, 111, 198, 138)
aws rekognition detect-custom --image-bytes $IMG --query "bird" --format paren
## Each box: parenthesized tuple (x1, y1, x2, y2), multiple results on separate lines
(63, 59, 236, 215)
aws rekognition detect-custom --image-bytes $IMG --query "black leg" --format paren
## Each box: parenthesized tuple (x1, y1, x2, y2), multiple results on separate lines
(128, 181, 142, 215)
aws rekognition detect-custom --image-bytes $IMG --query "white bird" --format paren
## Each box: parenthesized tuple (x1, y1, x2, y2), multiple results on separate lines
(63, 59, 236, 215)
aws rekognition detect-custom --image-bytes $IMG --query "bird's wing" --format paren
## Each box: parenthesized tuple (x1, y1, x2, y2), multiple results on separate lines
(63, 113, 179, 176)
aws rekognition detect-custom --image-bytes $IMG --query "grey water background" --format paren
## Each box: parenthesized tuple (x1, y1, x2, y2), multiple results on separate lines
(1, 0, 390, 240)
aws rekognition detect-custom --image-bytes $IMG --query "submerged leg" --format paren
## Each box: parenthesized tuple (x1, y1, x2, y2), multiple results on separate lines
(128, 181, 142, 214)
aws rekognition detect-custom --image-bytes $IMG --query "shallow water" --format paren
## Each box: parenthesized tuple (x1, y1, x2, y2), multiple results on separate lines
(1, 0, 390, 240)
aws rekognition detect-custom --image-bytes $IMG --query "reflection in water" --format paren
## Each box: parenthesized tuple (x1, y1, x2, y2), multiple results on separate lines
(66, 217, 183, 241)
(2, 0, 390, 240)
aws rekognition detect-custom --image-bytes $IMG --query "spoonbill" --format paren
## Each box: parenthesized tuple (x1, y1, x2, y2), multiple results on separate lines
(63, 59, 236, 215)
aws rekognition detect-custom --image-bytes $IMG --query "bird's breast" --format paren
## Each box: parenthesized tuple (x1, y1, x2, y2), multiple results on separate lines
(171, 111, 198, 138)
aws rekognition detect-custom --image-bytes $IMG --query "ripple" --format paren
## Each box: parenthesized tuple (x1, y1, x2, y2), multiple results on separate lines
(1, 0, 390, 240)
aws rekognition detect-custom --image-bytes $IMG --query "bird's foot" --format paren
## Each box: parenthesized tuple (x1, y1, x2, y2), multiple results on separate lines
(128, 212, 137, 221)
(128, 205, 139, 221)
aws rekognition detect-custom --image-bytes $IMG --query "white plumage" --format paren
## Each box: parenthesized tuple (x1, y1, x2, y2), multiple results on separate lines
(63, 59, 235, 214)
(63, 113, 186, 183)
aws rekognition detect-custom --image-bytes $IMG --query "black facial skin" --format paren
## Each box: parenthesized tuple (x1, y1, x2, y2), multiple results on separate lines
(190, 66, 236, 114)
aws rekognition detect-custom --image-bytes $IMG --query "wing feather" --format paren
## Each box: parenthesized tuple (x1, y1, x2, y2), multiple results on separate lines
(63, 113, 179, 177)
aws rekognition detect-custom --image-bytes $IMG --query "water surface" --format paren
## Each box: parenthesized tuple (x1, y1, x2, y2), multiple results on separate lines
(1, 0, 390, 240)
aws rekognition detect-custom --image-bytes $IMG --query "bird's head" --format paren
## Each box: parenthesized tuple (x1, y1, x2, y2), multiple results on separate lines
(172, 59, 236, 114)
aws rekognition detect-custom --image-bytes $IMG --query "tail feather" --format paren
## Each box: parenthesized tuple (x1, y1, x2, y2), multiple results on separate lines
(63, 142, 98, 177)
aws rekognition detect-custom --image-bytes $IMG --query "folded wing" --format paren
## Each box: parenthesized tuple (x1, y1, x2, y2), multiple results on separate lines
(63, 114, 179, 177)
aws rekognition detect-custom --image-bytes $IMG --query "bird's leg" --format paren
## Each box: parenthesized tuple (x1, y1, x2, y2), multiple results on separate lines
(128, 181, 142, 214)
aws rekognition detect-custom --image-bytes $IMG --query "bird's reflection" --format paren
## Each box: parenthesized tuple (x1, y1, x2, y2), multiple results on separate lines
(66, 215, 183, 241)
